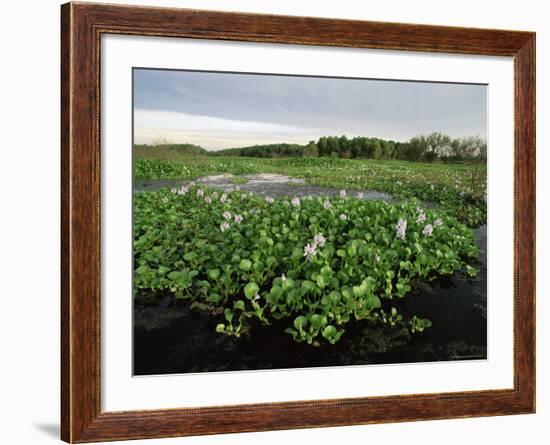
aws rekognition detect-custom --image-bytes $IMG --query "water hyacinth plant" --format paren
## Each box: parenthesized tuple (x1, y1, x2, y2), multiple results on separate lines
(134, 185, 479, 345)
(134, 156, 487, 227)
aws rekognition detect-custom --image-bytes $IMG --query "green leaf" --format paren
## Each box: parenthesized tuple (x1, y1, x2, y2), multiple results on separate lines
(322, 325, 337, 339)
(341, 286, 353, 300)
(395, 280, 411, 297)
(365, 295, 381, 311)
(234, 300, 245, 311)
(239, 259, 252, 271)
(293, 316, 307, 332)
(282, 278, 294, 291)
(244, 282, 259, 299)
(329, 291, 341, 303)
(310, 314, 327, 330)
(136, 265, 151, 276)
(207, 293, 222, 304)
(224, 308, 233, 322)
(183, 252, 198, 262)
(301, 280, 315, 291)
(266, 256, 278, 268)
(208, 268, 221, 280)
(157, 266, 170, 276)
(316, 274, 328, 288)
(270, 285, 284, 299)
(352, 282, 367, 298)
(167, 271, 182, 281)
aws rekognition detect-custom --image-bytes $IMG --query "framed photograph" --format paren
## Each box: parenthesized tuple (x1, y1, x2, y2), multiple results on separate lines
(61, 2, 535, 442)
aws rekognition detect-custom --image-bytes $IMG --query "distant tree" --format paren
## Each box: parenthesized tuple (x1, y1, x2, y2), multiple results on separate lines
(327, 136, 340, 156)
(460, 136, 487, 161)
(447, 136, 486, 162)
(350, 138, 362, 158)
(424, 132, 452, 161)
(393, 141, 409, 160)
(304, 140, 318, 157)
(407, 135, 427, 161)
(317, 137, 328, 156)
(380, 140, 394, 159)
(358, 138, 370, 158)
(371, 139, 382, 159)
(337, 135, 349, 157)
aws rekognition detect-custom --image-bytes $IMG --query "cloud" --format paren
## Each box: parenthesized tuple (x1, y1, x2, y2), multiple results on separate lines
(133, 68, 487, 149)
(134, 109, 324, 149)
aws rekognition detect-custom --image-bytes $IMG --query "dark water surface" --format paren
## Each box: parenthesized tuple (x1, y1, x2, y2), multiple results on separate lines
(133, 176, 486, 375)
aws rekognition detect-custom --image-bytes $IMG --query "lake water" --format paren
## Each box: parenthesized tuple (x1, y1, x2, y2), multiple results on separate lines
(135, 173, 394, 201)
(133, 175, 486, 375)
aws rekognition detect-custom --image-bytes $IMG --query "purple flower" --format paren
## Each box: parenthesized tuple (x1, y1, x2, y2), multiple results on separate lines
(223, 211, 232, 220)
(339, 213, 348, 221)
(339, 189, 346, 198)
(291, 196, 301, 207)
(234, 214, 243, 224)
(303, 243, 318, 260)
(313, 233, 326, 247)
(220, 221, 230, 232)
(396, 218, 407, 240)
(422, 224, 434, 236)
(323, 199, 331, 209)
(265, 196, 275, 204)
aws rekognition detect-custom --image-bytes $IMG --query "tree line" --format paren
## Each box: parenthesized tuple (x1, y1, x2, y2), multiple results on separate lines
(212, 132, 486, 163)
(212, 143, 309, 158)
(137, 132, 487, 163)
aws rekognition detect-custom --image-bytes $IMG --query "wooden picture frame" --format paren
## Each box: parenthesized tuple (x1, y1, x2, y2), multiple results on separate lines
(61, 2, 535, 442)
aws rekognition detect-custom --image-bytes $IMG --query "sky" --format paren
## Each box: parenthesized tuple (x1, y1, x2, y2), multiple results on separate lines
(133, 68, 487, 151)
